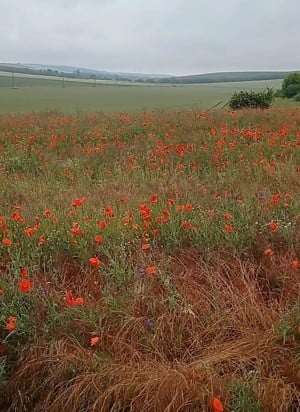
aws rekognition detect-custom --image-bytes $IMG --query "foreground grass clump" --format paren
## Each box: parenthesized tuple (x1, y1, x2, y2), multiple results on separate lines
(0, 108, 300, 411)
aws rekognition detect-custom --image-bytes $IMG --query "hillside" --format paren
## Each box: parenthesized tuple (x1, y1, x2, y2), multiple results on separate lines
(155, 71, 293, 84)
(0, 63, 297, 84)
(0, 63, 168, 82)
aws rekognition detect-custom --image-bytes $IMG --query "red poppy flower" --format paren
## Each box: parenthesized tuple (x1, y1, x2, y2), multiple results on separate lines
(150, 194, 158, 204)
(104, 206, 114, 218)
(292, 260, 299, 269)
(264, 248, 273, 256)
(94, 235, 104, 244)
(211, 397, 224, 412)
(185, 204, 193, 212)
(269, 221, 278, 232)
(2, 238, 12, 246)
(19, 278, 32, 293)
(90, 336, 100, 346)
(65, 291, 84, 307)
(89, 257, 101, 267)
(11, 212, 24, 223)
(20, 267, 28, 277)
(72, 197, 86, 208)
(97, 220, 106, 230)
(224, 212, 231, 221)
(181, 220, 192, 230)
(224, 225, 234, 232)
(43, 210, 53, 218)
(142, 243, 151, 251)
(146, 266, 157, 276)
(25, 226, 37, 237)
(6, 316, 16, 332)
(39, 235, 46, 245)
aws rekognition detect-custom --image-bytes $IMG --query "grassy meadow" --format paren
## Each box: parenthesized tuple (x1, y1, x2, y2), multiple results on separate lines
(1, 71, 297, 114)
(0, 106, 299, 411)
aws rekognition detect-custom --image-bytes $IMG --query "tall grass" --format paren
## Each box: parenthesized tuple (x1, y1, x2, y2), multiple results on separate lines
(0, 108, 299, 411)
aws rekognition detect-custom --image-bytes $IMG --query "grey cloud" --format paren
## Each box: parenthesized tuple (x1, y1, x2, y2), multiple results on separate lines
(1, 0, 299, 75)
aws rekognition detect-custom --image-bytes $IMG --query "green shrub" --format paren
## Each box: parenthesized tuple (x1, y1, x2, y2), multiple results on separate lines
(229, 88, 275, 110)
(284, 83, 300, 98)
(282, 72, 300, 97)
(294, 93, 300, 101)
(274, 89, 283, 98)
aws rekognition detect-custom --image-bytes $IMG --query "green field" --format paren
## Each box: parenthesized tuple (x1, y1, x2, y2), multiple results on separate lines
(1, 72, 297, 113)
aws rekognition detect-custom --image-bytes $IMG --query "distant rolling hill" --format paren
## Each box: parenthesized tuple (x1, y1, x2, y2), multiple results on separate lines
(0, 63, 298, 84)
(154, 71, 295, 84)
(0, 63, 169, 81)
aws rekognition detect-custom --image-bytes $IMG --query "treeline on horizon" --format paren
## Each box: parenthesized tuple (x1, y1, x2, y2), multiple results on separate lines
(153, 71, 290, 84)
(0, 63, 295, 84)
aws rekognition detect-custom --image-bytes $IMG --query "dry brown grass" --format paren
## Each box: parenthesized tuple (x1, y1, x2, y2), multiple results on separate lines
(2, 249, 300, 412)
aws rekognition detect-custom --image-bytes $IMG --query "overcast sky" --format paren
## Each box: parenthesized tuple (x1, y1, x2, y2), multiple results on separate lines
(1, 0, 299, 75)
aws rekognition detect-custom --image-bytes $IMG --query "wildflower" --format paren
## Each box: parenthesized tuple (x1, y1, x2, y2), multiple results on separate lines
(292, 260, 299, 269)
(150, 194, 158, 204)
(39, 235, 46, 245)
(43, 210, 53, 218)
(224, 225, 234, 232)
(90, 336, 100, 347)
(269, 221, 278, 232)
(185, 204, 193, 212)
(181, 220, 192, 230)
(97, 220, 106, 230)
(146, 266, 157, 276)
(94, 235, 104, 244)
(19, 278, 32, 293)
(6, 316, 16, 332)
(156, 217, 163, 225)
(25, 226, 37, 237)
(224, 212, 231, 221)
(143, 318, 154, 329)
(137, 267, 146, 278)
(72, 197, 86, 208)
(2, 238, 12, 246)
(142, 243, 151, 251)
(65, 291, 84, 307)
(104, 206, 114, 218)
(0, 289, 4, 295)
(11, 212, 24, 223)
(264, 248, 273, 256)
(270, 194, 281, 206)
(89, 257, 101, 267)
(20, 267, 28, 277)
(211, 397, 224, 412)
(71, 222, 81, 237)
(0, 217, 8, 232)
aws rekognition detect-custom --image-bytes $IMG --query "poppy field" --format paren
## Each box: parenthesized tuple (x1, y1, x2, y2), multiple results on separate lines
(0, 108, 300, 411)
